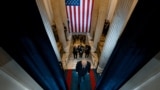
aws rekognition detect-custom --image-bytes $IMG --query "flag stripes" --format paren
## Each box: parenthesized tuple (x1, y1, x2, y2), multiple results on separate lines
(65, 0, 93, 33)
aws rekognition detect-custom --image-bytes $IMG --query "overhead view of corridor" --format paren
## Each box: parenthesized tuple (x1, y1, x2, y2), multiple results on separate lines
(64, 34, 98, 90)
(1, 0, 160, 90)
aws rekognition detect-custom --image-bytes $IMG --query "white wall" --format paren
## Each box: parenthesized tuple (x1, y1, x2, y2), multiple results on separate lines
(0, 70, 28, 90)
(120, 51, 160, 90)
(0, 47, 43, 90)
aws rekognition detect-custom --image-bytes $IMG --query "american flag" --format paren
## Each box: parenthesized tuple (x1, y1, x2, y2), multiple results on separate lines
(65, 0, 93, 33)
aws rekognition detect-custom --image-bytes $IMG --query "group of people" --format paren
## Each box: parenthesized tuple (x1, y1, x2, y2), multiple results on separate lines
(72, 35, 86, 44)
(73, 44, 91, 59)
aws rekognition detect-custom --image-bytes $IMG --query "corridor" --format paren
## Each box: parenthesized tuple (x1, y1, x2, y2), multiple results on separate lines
(64, 34, 99, 90)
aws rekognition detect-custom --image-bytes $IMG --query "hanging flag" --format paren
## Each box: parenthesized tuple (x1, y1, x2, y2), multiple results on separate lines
(65, 0, 93, 33)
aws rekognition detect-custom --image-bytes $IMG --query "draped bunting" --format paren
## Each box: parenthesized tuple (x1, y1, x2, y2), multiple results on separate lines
(1, 0, 67, 89)
(96, 0, 160, 90)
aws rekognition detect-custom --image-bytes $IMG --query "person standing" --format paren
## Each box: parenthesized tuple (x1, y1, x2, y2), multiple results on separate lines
(73, 46, 78, 59)
(85, 45, 91, 58)
(76, 60, 91, 90)
(102, 19, 110, 36)
(72, 35, 76, 44)
(78, 44, 84, 58)
(64, 25, 68, 41)
(82, 35, 86, 44)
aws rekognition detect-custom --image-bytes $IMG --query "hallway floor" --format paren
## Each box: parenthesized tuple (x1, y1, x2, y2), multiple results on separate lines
(64, 35, 101, 90)
(66, 38, 96, 69)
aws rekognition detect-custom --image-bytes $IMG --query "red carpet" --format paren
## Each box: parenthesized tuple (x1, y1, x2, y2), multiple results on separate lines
(90, 70, 96, 90)
(66, 69, 96, 90)
(66, 70, 72, 90)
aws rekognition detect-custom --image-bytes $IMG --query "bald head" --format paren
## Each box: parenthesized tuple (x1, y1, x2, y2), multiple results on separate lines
(81, 60, 87, 67)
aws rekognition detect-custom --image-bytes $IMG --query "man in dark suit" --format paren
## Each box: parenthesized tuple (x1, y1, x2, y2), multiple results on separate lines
(76, 60, 91, 89)
(102, 19, 110, 36)
(78, 44, 84, 58)
(73, 46, 78, 59)
(85, 45, 91, 58)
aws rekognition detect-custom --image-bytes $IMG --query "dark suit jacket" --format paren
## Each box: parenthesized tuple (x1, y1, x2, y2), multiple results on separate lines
(76, 61, 91, 76)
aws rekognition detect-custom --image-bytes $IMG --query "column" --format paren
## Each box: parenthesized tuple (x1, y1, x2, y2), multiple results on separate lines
(89, 0, 100, 39)
(107, 0, 118, 22)
(97, 0, 138, 74)
(59, 0, 71, 40)
(36, 0, 61, 61)
(92, 0, 110, 51)
(42, 0, 54, 25)
(51, 0, 68, 52)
